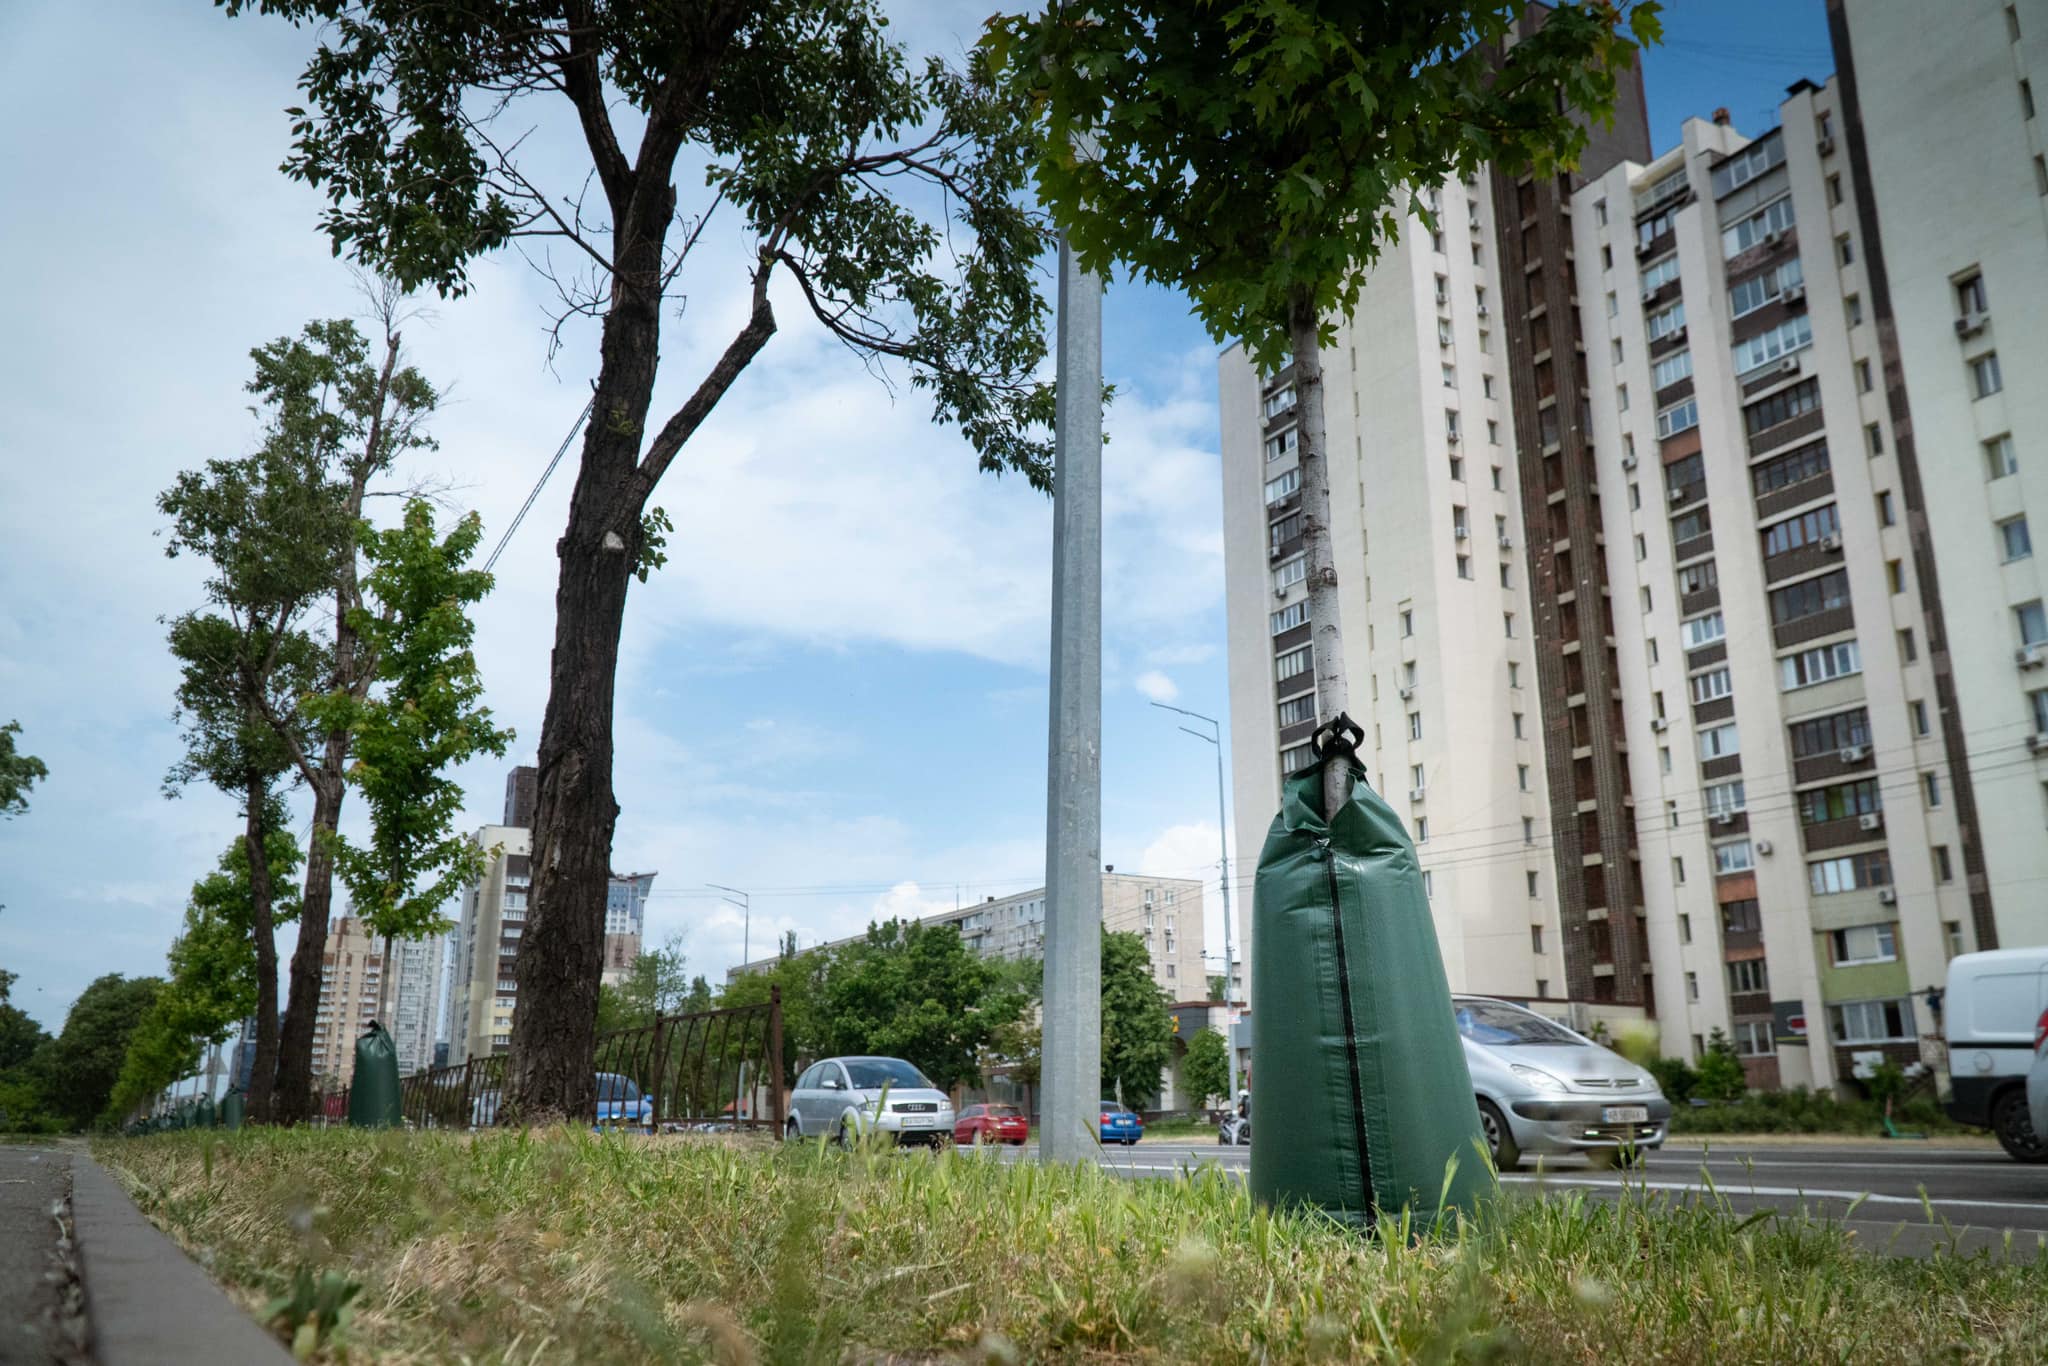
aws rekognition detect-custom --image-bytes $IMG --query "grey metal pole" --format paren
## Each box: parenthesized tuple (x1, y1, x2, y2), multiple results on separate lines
(1149, 701, 1239, 1105)
(1040, 222, 1104, 1166)
(709, 883, 751, 971)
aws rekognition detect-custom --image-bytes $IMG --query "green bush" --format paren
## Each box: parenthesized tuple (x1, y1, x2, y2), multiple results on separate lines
(1647, 1056, 1699, 1104)
(1668, 1086, 1967, 1136)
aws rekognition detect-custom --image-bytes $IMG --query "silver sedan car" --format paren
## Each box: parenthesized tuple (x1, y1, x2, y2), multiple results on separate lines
(784, 1055, 955, 1147)
(1454, 995, 1671, 1170)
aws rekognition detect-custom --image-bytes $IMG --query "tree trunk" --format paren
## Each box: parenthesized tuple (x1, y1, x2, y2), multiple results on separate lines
(1288, 290, 1354, 817)
(242, 775, 281, 1123)
(272, 406, 379, 1124)
(272, 764, 344, 1123)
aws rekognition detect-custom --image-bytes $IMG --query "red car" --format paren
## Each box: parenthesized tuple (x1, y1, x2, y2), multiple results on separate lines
(954, 1102, 1030, 1146)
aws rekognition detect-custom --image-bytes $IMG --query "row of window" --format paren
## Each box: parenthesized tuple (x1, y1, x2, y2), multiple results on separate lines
(1732, 313, 1813, 375)
(1768, 568, 1851, 627)
(1729, 257, 1803, 320)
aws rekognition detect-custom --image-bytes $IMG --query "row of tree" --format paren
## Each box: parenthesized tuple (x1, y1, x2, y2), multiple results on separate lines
(196, 0, 1657, 1122)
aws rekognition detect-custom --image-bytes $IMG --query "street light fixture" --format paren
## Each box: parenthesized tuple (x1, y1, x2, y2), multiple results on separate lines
(1149, 700, 1241, 1104)
(707, 883, 751, 970)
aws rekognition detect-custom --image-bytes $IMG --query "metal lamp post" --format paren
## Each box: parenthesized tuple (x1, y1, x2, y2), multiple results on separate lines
(1150, 701, 1240, 1105)
(708, 883, 751, 970)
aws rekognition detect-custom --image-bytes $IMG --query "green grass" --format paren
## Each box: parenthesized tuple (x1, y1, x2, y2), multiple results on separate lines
(100, 1128, 2047, 1364)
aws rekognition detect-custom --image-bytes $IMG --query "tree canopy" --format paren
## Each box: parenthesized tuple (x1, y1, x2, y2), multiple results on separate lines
(1100, 929, 1173, 1106)
(824, 920, 1027, 1094)
(0, 720, 47, 819)
(1181, 1027, 1231, 1111)
(35, 975, 164, 1131)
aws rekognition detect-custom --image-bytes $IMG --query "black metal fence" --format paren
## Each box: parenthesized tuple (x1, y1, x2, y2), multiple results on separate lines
(326, 988, 784, 1133)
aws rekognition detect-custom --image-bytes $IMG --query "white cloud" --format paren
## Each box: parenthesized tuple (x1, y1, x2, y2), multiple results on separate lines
(1133, 670, 1180, 704)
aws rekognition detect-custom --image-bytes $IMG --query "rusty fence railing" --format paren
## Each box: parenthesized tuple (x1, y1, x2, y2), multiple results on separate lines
(323, 987, 784, 1134)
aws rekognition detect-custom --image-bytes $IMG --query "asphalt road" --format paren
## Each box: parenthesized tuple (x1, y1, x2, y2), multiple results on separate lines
(996, 1139, 2048, 1260)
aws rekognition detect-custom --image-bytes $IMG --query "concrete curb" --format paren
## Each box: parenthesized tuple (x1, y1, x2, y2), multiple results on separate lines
(71, 1157, 293, 1366)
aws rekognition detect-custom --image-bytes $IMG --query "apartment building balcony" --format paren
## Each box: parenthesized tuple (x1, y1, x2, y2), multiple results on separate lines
(1728, 989, 1774, 1018)
(1700, 754, 1743, 781)
(1802, 813, 1886, 853)
(1272, 622, 1310, 654)
(1792, 746, 1875, 786)
(1672, 531, 1714, 562)
(1692, 695, 1735, 726)
(1773, 603, 1855, 649)
(1762, 539, 1842, 586)
(1680, 584, 1722, 616)
(1754, 468, 1834, 521)
(1746, 406, 1825, 458)
(1686, 641, 1727, 671)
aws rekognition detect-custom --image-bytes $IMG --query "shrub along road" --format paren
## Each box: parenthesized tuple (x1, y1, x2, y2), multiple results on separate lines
(1056, 1139, 2048, 1260)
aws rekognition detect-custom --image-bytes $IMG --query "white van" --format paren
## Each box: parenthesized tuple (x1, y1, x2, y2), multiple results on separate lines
(1942, 947, 2048, 1162)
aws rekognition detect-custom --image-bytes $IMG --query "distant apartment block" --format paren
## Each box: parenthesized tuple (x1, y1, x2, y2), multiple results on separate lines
(388, 933, 444, 1076)
(310, 914, 381, 1087)
(1219, 4, 2048, 1092)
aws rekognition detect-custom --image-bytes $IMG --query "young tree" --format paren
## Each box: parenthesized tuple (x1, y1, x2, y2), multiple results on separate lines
(989, 2, 1657, 810)
(720, 934, 835, 1085)
(0, 720, 47, 819)
(595, 936, 693, 1035)
(162, 428, 336, 1122)
(1100, 929, 1173, 1106)
(1695, 1027, 1747, 1103)
(308, 499, 510, 1027)
(233, 314, 441, 1128)
(217, 0, 1061, 1122)
(1181, 1027, 1231, 1112)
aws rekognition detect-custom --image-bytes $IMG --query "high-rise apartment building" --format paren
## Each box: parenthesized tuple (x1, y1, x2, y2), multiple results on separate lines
(603, 870, 657, 985)
(388, 934, 444, 1076)
(1219, 4, 2048, 1092)
(448, 825, 530, 1062)
(310, 914, 382, 1086)
(1829, 0, 2048, 952)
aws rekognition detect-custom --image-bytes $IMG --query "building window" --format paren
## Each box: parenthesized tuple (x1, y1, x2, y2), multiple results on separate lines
(1682, 611, 1726, 650)
(2018, 599, 2048, 647)
(1499, 563, 1512, 589)
(1722, 195, 1795, 257)
(1779, 638, 1862, 690)
(1679, 560, 1720, 595)
(1274, 557, 1307, 593)
(1971, 353, 2004, 398)
(1456, 554, 1472, 580)
(1837, 234, 1854, 266)
(1264, 428, 1298, 462)
(1443, 363, 1457, 390)
(1797, 778, 1881, 824)
(1280, 742, 1313, 773)
(1727, 958, 1768, 994)
(1522, 817, 1535, 844)
(1999, 515, 2033, 562)
(1713, 839, 1755, 874)
(1275, 645, 1312, 682)
(1527, 870, 1541, 898)
(1415, 817, 1429, 843)
(1400, 609, 1415, 637)
(1483, 375, 1496, 399)
(1270, 601, 1309, 636)
(1267, 512, 1302, 554)
(1640, 254, 1681, 297)
(1672, 508, 1711, 543)
(1517, 763, 1530, 791)
(1732, 315, 1813, 375)
(1653, 349, 1693, 389)
(1635, 534, 1648, 562)
(1845, 294, 1863, 327)
(1488, 420, 1501, 447)
(1985, 434, 2018, 479)
(1865, 421, 1884, 456)
(2024, 79, 2037, 120)
(1767, 569, 1851, 626)
(1277, 695, 1316, 728)
(1887, 559, 1905, 594)
(1531, 924, 1544, 953)
(1734, 1020, 1776, 1056)
(1446, 409, 1461, 439)
(1712, 132, 1785, 195)
(1761, 503, 1840, 557)
(1705, 780, 1747, 818)
(1956, 272, 1988, 317)
(1685, 971, 1700, 1003)
(1934, 845, 1955, 883)
(1876, 490, 1896, 526)
(1697, 722, 1740, 760)
(1508, 661, 1520, 688)
(1659, 745, 1671, 773)
(1827, 173, 1842, 205)
(1829, 998, 1914, 1045)
(1672, 856, 1686, 885)
(1264, 468, 1300, 505)
(1924, 771, 1944, 807)
(1605, 290, 1618, 317)
(1450, 455, 1465, 483)
(1742, 377, 1820, 436)
(1808, 850, 1892, 895)
(1503, 612, 1516, 638)
(1409, 712, 1423, 741)
(1645, 299, 1686, 342)
(1691, 666, 1733, 704)
(1422, 870, 1434, 898)
(1856, 358, 1873, 393)
(2030, 687, 2048, 735)
(1730, 258, 1803, 318)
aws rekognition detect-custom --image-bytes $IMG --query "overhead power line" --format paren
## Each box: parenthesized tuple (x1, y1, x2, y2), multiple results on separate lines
(483, 396, 595, 576)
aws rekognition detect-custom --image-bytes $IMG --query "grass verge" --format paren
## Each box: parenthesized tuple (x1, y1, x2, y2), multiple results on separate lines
(1667, 1091, 1970, 1137)
(101, 1128, 2046, 1364)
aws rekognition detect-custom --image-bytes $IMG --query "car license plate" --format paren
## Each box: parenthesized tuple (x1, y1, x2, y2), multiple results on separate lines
(902, 1116, 931, 1127)
(1603, 1106, 1649, 1123)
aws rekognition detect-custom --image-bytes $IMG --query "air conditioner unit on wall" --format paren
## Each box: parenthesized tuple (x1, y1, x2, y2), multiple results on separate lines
(2016, 647, 2045, 669)
(1409, 787, 1428, 802)
(1782, 284, 1807, 306)
(1649, 716, 1669, 732)
(1817, 135, 1835, 157)
(1955, 313, 1988, 339)
(1399, 686, 1415, 701)
(1776, 356, 1800, 375)
(1499, 535, 1515, 550)
(1755, 840, 1773, 855)
(1713, 812, 1734, 827)
(1839, 745, 1869, 762)
(1877, 887, 1898, 904)
(1669, 486, 1687, 503)
(2027, 732, 2048, 753)
(1621, 453, 1638, 470)
(1819, 534, 1842, 552)
(1858, 812, 1883, 832)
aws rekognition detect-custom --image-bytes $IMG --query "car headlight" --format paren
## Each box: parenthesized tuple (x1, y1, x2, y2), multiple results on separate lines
(1510, 1064, 1569, 1093)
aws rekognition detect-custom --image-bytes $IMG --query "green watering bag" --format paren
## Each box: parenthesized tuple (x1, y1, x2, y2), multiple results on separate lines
(222, 1090, 246, 1131)
(1248, 750, 1490, 1231)
(347, 1022, 403, 1129)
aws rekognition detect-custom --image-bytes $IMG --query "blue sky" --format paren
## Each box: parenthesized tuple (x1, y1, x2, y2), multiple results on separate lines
(0, 1, 1834, 1032)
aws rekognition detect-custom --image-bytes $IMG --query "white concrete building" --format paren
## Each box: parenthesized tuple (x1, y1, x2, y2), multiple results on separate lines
(1832, 0, 2048, 953)
(448, 824, 529, 1062)
(389, 933, 444, 1077)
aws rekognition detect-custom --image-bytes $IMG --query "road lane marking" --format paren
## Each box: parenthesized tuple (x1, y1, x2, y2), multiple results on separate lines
(1497, 1173, 2048, 1216)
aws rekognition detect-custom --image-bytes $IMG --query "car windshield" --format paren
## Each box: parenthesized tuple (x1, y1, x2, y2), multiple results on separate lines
(988, 1105, 1023, 1118)
(1454, 1000, 1582, 1046)
(1101, 1102, 1129, 1114)
(844, 1058, 931, 1090)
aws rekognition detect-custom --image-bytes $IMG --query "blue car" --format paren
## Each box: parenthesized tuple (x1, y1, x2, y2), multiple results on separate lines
(1099, 1101, 1144, 1145)
(595, 1072, 654, 1128)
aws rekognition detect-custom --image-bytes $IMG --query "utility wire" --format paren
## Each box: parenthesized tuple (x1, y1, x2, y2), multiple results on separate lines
(483, 396, 595, 575)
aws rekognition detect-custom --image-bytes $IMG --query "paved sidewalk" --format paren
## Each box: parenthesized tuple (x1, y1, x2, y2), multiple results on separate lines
(1, 1141, 289, 1365)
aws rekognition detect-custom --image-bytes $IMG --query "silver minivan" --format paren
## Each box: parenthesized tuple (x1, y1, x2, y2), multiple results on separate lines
(1455, 995, 1671, 1170)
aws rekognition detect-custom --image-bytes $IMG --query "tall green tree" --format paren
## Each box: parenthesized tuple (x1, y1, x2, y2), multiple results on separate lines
(989, 1, 1655, 808)
(595, 936, 693, 1035)
(232, 311, 442, 1128)
(0, 720, 47, 819)
(217, 0, 1062, 1122)
(35, 975, 164, 1131)
(721, 933, 835, 1086)
(162, 412, 337, 1120)
(1181, 1028, 1231, 1111)
(823, 920, 1025, 1094)
(1100, 929, 1173, 1106)
(306, 498, 510, 1025)
(0, 971, 46, 1072)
